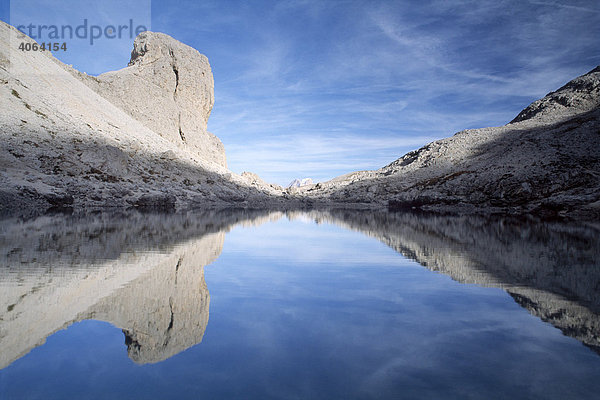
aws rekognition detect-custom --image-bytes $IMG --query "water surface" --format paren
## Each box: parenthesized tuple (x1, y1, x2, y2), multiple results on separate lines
(1, 210, 599, 399)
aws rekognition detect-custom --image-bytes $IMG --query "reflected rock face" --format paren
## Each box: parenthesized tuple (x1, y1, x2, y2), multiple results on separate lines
(0, 209, 280, 368)
(85, 237, 215, 364)
(297, 210, 600, 353)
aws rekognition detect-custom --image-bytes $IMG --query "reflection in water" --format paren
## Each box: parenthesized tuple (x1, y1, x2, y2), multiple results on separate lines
(0, 209, 599, 370)
(0, 210, 283, 368)
(298, 210, 600, 354)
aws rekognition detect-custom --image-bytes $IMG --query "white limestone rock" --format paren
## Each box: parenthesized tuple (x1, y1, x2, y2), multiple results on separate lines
(0, 21, 284, 214)
(241, 171, 283, 191)
(75, 31, 227, 167)
(511, 66, 600, 124)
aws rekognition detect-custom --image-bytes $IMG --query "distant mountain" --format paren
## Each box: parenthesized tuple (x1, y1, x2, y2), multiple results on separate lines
(287, 178, 314, 188)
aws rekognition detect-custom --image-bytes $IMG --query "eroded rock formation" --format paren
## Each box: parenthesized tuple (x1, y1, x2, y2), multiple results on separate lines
(73, 32, 226, 167)
(0, 21, 283, 216)
(1, 19, 599, 218)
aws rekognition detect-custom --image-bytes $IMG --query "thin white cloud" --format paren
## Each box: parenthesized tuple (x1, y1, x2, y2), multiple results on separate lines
(31, 0, 596, 185)
(528, 0, 600, 13)
(224, 133, 442, 184)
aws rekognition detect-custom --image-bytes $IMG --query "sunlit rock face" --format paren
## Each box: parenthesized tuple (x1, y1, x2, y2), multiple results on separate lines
(511, 66, 600, 123)
(287, 178, 313, 188)
(302, 67, 600, 219)
(2, 19, 598, 216)
(0, 21, 284, 215)
(75, 31, 227, 168)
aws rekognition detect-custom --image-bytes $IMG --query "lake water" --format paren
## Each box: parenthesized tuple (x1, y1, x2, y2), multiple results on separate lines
(1, 209, 599, 399)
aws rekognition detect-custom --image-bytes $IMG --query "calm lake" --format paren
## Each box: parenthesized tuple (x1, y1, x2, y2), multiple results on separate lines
(1, 209, 599, 399)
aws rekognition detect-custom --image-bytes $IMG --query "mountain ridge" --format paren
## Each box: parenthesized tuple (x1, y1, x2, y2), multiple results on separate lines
(301, 65, 600, 219)
(1, 20, 599, 219)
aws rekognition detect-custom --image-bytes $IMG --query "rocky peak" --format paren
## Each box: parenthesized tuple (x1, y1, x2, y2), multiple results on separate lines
(511, 65, 600, 124)
(76, 31, 227, 167)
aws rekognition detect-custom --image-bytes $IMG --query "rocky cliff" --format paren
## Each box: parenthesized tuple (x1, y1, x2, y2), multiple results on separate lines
(0, 21, 283, 216)
(69, 31, 227, 167)
(511, 66, 600, 123)
(1, 19, 599, 219)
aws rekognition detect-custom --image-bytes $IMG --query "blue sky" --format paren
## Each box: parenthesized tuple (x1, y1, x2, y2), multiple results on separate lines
(3, 1, 600, 185)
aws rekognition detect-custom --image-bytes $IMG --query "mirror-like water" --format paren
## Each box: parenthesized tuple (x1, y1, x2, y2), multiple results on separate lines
(1, 210, 599, 399)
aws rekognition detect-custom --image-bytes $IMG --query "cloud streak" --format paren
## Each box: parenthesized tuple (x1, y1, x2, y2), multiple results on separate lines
(7, 0, 597, 185)
(201, 0, 598, 184)
(528, 0, 600, 13)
